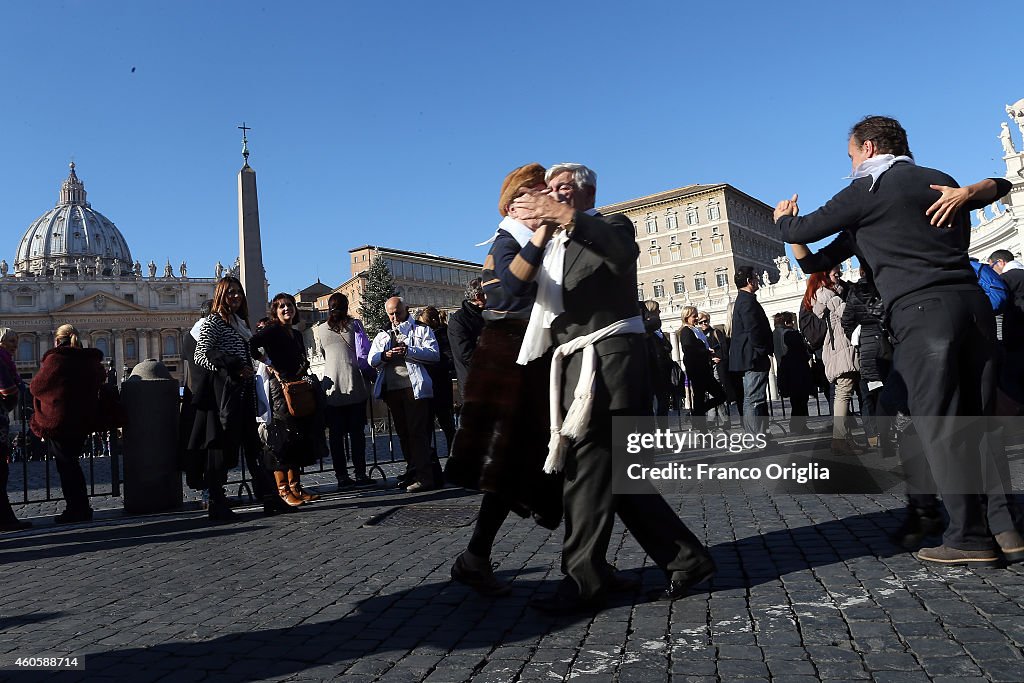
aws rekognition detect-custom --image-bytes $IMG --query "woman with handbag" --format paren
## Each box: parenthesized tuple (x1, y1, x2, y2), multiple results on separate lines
(313, 292, 372, 489)
(29, 324, 105, 523)
(679, 306, 727, 427)
(806, 268, 862, 455)
(249, 292, 320, 506)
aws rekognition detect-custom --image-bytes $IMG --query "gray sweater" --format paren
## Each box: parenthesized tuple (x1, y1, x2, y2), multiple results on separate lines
(313, 322, 369, 407)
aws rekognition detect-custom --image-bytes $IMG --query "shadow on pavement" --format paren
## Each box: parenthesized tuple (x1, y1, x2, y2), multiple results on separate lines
(74, 509, 910, 681)
(0, 517, 263, 563)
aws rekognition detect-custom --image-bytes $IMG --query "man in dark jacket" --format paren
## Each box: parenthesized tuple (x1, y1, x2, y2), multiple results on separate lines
(777, 115, 1018, 566)
(728, 266, 773, 438)
(990, 249, 1024, 406)
(447, 278, 486, 390)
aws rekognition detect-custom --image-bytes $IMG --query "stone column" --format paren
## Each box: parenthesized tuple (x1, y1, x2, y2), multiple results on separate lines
(113, 331, 125, 386)
(138, 328, 150, 361)
(37, 332, 51, 362)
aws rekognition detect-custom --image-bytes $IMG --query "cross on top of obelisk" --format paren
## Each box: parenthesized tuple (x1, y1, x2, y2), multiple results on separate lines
(238, 122, 251, 166)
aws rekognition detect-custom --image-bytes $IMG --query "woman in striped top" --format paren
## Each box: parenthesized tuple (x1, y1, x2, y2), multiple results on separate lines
(191, 276, 257, 521)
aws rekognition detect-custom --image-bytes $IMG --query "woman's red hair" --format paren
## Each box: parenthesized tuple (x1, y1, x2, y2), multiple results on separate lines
(802, 272, 833, 311)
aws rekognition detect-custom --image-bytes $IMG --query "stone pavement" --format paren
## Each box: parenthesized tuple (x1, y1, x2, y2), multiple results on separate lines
(3, 426, 1024, 681)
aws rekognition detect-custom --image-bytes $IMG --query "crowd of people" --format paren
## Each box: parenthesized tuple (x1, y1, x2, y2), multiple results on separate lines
(2, 116, 1023, 612)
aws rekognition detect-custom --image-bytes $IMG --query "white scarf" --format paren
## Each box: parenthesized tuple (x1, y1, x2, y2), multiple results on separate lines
(1003, 260, 1024, 273)
(517, 230, 568, 365)
(517, 208, 599, 365)
(542, 316, 645, 473)
(846, 154, 914, 191)
(227, 313, 253, 341)
(476, 216, 534, 248)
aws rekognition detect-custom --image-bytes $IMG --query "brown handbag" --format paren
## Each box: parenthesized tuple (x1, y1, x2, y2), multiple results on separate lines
(269, 366, 316, 418)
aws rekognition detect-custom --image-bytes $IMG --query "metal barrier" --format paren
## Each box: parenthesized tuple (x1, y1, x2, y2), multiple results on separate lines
(220, 395, 449, 502)
(8, 390, 122, 506)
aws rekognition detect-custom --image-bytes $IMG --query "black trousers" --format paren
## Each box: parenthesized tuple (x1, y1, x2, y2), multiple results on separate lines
(49, 436, 90, 513)
(560, 413, 710, 600)
(384, 388, 436, 487)
(0, 456, 17, 523)
(788, 392, 809, 432)
(467, 492, 512, 558)
(889, 288, 1008, 550)
(325, 402, 367, 480)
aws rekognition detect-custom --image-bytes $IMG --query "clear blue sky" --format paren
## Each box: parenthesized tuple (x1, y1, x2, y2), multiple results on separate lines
(1, 1, 1018, 295)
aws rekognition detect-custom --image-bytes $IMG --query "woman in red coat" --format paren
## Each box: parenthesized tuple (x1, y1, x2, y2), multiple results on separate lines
(30, 324, 105, 523)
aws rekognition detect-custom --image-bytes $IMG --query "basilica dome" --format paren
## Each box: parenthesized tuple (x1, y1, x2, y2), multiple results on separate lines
(14, 163, 133, 277)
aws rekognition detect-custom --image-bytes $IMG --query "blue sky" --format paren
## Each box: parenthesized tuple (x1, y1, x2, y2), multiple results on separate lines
(1, 1, 1018, 295)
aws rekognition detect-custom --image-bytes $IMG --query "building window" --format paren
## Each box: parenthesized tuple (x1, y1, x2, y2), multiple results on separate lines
(650, 250, 661, 266)
(17, 339, 34, 362)
(695, 274, 707, 291)
(95, 337, 109, 357)
(707, 200, 721, 221)
(686, 204, 699, 226)
(645, 213, 658, 234)
(15, 294, 33, 307)
(713, 236, 724, 253)
(164, 335, 178, 356)
(673, 279, 685, 295)
(653, 284, 665, 298)
(125, 338, 137, 359)
(666, 209, 678, 230)
(159, 293, 177, 305)
(637, 287, 644, 301)
(669, 245, 681, 261)
(690, 241, 701, 258)
(716, 271, 729, 288)
(64, 294, 76, 305)
(124, 293, 135, 303)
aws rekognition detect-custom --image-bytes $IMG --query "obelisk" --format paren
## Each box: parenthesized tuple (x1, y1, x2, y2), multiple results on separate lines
(237, 123, 268, 327)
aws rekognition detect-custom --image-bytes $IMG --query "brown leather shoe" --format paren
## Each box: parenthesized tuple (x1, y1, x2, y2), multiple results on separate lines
(914, 545, 1000, 568)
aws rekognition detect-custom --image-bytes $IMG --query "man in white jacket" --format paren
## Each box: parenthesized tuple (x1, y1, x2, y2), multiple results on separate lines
(369, 297, 440, 492)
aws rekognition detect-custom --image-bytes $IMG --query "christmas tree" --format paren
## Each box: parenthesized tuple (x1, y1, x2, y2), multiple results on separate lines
(360, 254, 396, 338)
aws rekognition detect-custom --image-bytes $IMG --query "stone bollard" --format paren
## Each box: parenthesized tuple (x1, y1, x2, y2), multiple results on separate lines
(121, 359, 183, 513)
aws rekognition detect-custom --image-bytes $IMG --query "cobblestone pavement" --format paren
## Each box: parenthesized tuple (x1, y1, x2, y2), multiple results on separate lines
(3, 420, 1024, 682)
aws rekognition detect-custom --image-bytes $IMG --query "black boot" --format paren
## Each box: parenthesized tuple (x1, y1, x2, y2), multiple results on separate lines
(208, 487, 238, 522)
(263, 494, 299, 516)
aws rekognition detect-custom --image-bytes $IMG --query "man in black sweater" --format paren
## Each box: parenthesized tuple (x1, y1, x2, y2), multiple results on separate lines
(776, 115, 1018, 567)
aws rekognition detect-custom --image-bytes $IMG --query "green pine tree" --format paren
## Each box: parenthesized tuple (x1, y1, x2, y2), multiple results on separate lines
(360, 254, 396, 338)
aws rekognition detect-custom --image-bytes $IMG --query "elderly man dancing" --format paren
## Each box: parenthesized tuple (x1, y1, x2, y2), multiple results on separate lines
(511, 163, 715, 614)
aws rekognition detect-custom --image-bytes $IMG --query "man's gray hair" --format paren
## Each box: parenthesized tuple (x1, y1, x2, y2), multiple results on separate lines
(545, 163, 597, 191)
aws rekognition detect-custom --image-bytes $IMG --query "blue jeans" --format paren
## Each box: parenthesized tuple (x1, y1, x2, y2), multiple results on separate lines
(742, 370, 769, 436)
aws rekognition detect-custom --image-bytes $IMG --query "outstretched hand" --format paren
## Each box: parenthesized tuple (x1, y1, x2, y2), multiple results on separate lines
(510, 190, 575, 226)
(925, 184, 969, 227)
(773, 194, 799, 222)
